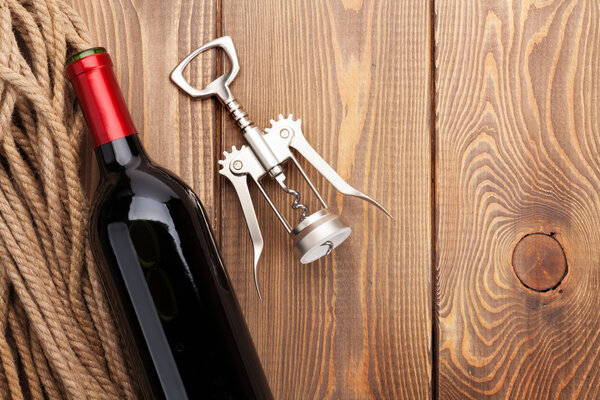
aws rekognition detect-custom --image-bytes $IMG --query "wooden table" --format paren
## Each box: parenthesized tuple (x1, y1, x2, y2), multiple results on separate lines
(70, 0, 600, 398)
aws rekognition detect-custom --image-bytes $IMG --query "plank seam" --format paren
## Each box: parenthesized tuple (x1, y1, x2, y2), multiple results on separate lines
(429, 0, 439, 398)
(215, 0, 223, 244)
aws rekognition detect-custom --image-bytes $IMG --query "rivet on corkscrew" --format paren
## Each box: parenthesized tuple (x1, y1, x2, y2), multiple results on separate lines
(171, 36, 392, 300)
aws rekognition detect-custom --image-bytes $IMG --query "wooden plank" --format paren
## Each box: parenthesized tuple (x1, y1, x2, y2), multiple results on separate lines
(221, 1, 432, 398)
(68, 0, 219, 223)
(436, 0, 600, 398)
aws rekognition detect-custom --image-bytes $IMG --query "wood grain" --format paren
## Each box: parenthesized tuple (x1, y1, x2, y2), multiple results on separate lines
(221, 1, 431, 398)
(68, 0, 432, 398)
(65, 0, 600, 397)
(435, 0, 600, 398)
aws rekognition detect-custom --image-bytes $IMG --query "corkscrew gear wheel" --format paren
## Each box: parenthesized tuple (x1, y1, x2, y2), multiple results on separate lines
(264, 113, 302, 135)
(217, 145, 241, 173)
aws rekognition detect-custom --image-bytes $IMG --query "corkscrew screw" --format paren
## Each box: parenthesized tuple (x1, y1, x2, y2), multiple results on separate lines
(171, 36, 391, 299)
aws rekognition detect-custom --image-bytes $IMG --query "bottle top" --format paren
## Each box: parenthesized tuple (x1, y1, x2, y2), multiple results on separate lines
(66, 48, 137, 147)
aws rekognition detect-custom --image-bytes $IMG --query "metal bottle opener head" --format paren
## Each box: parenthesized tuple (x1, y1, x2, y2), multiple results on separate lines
(171, 36, 391, 299)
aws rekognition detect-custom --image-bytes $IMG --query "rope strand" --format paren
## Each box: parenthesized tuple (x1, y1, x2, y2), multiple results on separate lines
(0, 0, 138, 397)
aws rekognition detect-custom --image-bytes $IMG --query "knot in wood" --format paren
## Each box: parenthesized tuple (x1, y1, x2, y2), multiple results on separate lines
(512, 233, 567, 292)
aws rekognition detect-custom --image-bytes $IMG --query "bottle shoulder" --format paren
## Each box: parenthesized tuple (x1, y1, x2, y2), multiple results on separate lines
(93, 162, 201, 217)
(93, 135, 197, 206)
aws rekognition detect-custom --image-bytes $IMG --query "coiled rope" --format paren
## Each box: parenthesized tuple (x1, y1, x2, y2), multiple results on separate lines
(0, 0, 137, 397)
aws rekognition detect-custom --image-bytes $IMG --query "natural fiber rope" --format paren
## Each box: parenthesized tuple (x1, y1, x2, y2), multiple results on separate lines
(0, 0, 138, 397)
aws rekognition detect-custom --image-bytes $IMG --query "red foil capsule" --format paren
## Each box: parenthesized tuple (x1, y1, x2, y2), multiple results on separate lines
(66, 48, 137, 147)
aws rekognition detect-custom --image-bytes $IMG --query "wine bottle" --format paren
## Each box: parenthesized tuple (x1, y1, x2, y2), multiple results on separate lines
(66, 48, 273, 400)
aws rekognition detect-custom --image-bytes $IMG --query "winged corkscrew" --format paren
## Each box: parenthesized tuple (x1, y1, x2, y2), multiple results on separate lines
(171, 36, 391, 300)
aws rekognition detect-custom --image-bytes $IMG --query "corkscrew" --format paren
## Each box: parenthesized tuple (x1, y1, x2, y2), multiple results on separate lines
(171, 36, 391, 299)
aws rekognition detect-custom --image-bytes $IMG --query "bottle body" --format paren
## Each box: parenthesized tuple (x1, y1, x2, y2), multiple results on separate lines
(91, 135, 272, 399)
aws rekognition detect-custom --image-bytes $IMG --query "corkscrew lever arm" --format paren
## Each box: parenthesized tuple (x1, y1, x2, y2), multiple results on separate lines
(217, 160, 265, 300)
(265, 117, 393, 218)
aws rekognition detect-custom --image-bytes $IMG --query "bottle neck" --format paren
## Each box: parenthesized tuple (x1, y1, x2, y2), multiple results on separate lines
(95, 134, 148, 173)
(66, 49, 137, 147)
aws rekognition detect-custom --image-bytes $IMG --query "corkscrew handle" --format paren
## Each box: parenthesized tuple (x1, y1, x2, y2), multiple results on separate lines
(170, 36, 239, 104)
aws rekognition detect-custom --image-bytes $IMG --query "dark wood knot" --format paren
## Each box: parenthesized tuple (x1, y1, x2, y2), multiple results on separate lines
(512, 233, 567, 292)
